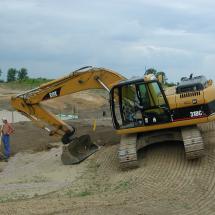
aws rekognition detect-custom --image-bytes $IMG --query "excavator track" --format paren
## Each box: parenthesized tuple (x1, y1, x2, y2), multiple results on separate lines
(118, 134, 138, 169)
(181, 126, 205, 159)
(118, 126, 205, 169)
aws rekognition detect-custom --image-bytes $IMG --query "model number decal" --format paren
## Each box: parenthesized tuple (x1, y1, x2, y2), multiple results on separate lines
(43, 87, 61, 100)
(190, 110, 203, 117)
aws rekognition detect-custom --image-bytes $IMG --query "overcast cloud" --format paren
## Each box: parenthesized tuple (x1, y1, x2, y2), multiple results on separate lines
(0, 0, 215, 81)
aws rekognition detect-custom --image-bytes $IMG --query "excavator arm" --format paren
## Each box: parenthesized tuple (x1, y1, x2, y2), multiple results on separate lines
(11, 66, 125, 164)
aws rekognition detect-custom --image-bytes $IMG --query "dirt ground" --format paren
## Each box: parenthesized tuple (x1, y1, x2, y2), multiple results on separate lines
(0, 87, 215, 215)
(1, 120, 117, 156)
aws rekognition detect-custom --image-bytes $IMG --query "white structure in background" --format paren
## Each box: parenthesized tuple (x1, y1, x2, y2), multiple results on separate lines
(0, 110, 29, 125)
(0, 110, 79, 126)
(56, 114, 79, 120)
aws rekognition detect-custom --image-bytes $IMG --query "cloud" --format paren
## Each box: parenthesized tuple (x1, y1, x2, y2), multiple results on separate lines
(0, 0, 215, 82)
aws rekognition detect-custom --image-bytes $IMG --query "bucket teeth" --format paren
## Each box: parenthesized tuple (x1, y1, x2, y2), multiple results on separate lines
(61, 135, 98, 165)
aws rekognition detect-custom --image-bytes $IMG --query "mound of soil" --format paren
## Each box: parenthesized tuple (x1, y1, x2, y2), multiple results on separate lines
(5, 120, 119, 156)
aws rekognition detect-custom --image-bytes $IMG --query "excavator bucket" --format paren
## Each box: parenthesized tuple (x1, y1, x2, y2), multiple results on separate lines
(61, 134, 98, 165)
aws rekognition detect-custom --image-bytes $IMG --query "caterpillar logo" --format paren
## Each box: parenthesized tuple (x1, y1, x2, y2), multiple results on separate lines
(43, 88, 61, 100)
(49, 91, 58, 98)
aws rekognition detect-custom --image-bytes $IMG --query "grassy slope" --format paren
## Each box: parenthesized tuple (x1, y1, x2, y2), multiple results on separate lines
(0, 78, 52, 90)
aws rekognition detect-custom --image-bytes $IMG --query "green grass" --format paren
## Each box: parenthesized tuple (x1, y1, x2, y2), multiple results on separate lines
(0, 193, 29, 203)
(0, 78, 52, 90)
(114, 180, 131, 191)
(11, 175, 48, 184)
(76, 191, 91, 197)
(66, 189, 92, 198)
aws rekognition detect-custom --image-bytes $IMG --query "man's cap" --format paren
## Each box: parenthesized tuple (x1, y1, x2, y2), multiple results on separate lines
(2, 117, 7, 121)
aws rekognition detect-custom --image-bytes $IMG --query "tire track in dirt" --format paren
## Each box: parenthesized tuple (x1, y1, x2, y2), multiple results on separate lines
(67, 122, 215, 215)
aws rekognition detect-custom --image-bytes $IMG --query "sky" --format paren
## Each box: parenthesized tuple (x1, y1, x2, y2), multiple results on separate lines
(0, 0, 215, 82)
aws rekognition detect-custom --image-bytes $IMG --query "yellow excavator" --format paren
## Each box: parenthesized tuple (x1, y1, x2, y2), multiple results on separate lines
(11, 67, 215, 169)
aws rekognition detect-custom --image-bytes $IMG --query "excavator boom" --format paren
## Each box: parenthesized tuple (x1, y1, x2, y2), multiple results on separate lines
(11, 66, 125, 164)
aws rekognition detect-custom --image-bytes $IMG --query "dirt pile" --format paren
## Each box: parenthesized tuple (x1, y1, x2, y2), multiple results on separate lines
(9, 121, 60, 155)
(0, 86, 21, 111)
(3, 120, 117, 156)
(0, 147, 89, 201)
(43, 90, 108, 113)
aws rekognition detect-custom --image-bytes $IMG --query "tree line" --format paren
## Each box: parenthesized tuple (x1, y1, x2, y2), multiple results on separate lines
(0, 67, 175, 86)
(145, 68, 175, 87)
(0, 68, 28, 82)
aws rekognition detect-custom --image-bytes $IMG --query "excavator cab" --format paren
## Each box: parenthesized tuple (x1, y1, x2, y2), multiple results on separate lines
(110, 78, 172, 130)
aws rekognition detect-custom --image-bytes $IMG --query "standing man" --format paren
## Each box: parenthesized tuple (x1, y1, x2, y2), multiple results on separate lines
(1, 117, 14, 160)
